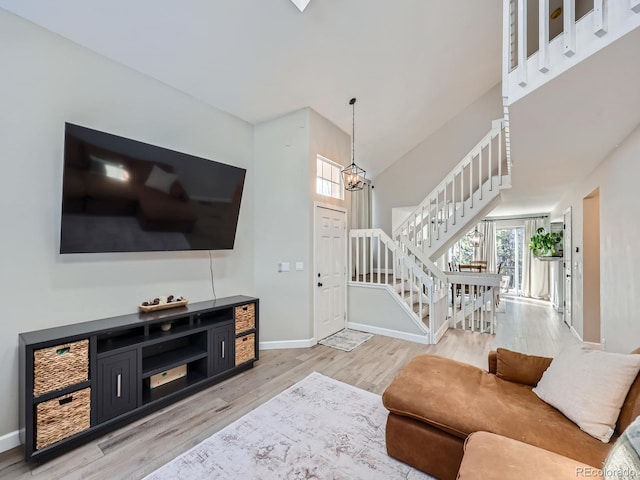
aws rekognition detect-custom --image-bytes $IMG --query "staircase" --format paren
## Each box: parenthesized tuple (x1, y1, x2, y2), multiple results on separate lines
(348, 229, 449, 344)
(348, 119, 510, 344)
(394, 118, 511, 261)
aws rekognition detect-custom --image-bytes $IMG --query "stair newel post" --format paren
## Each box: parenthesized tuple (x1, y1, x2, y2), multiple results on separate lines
(348, 231, 353, 282)
(385, 239, 389, 285)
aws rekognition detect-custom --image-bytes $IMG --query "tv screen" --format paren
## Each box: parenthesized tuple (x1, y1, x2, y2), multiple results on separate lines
(60, 123, 246, 254)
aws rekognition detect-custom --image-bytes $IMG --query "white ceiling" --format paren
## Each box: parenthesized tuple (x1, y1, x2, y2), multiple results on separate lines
(490, 26, 640, 219)
(0, 0, 502, 177)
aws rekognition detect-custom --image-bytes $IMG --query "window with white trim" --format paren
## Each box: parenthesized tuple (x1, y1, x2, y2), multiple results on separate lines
(316, 155, 344, 200)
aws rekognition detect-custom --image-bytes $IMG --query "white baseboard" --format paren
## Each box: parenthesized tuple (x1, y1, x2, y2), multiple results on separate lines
(0, 430, 20, 453)
(347, 322, 430, 345)
(259, 338, 315, 350)
(570, 325, 583, 342)
(583, 341, 603, 350)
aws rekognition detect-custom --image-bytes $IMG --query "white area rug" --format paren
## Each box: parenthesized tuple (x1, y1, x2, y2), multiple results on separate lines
(144, 372, 433, 480)
(318, 329, 374, 352)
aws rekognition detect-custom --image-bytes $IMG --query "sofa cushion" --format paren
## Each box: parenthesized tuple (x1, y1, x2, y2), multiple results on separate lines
(382, 354, 612, 468)
(496, 348, 552, 386)
(533, 344, 640, 442)
(617, 348, 640, 435)
(458, 431, 600, 480)
(604, 414, 640, 477)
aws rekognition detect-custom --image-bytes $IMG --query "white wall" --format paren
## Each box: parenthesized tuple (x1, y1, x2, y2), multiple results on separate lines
(347, 285, 427, 342)
(551, 123, 640, 353)
(0, 10, 254, 443)
(254, 109, 312, 343)
(373, 84, 503, 235)
(254, 108, 350, 346)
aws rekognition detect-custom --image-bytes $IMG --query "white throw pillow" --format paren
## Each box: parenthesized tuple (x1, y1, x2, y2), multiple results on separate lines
(533, 344, 640, 442)
(144, 165, 177, 194)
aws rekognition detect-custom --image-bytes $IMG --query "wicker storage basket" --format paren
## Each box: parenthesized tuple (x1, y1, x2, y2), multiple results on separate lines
(235, 304, 255, 334)
(235, 333, 255, 365)
(33, 339, 89, 397)
(35, 388, 91, 450)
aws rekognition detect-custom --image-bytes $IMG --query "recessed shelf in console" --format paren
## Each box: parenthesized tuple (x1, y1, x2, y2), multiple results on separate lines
(141, 331, 208, 378)
(194, 310, 232, 328)
(142, 367, 207, 405)
(97, 327, 146, 355)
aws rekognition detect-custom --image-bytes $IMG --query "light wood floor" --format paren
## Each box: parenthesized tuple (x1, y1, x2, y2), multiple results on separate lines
(0, 296, 578, 480)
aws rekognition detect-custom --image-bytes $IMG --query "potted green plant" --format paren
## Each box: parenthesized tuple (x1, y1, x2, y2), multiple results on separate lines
(528, 227, 563, 257)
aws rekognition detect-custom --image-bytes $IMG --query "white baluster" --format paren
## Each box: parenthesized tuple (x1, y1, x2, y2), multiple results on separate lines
(498, 129, 503, 184)
(539, 0, 550, 72)
(563, 0, 575, 57)
(517, 0, 528, 86)
(376, 233, 381, 284)
(479, 147, 483, 200)
(355, 233, 360, 281)
(369, 232, 374, 284)
(452, 170, 457, 225)
(593, 0, 606, 36)
(469, 155, 474, 209)
(488, 135, 493, 191)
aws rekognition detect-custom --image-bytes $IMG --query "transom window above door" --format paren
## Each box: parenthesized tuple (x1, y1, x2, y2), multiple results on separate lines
(316, 155, 344, 200)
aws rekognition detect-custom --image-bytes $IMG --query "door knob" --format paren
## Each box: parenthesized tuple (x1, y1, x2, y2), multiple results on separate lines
(317, 282, 323, 287)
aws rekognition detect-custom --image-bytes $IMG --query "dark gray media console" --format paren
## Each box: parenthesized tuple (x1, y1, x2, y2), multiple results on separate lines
(19, 295, 259, 462)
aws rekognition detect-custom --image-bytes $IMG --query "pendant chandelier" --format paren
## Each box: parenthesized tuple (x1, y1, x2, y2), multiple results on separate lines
(470, 225, 484, 247)
(341, 97, 366, 191)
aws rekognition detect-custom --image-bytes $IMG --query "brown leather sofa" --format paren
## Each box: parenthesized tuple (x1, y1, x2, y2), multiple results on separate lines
(382, 348, 640, 480)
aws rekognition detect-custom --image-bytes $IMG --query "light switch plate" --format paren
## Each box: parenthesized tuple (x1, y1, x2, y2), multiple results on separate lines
(296, 262, 304, 271)
(278, 262, 290, 272)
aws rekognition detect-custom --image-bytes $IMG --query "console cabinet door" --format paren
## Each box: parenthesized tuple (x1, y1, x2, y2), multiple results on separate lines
(97, 350, 137, 424)
(211, 323, 234, 375)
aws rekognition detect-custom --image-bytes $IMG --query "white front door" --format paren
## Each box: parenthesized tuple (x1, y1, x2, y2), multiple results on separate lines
(315, 205, 347, 341)
(564, 208, 572, 327)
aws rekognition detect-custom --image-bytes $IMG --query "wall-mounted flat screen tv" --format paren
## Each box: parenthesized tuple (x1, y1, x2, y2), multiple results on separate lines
(60, 123, 246, 254)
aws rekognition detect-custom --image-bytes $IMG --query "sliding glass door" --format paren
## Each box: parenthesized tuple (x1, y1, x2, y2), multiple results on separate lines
(496, 227, 524, 294)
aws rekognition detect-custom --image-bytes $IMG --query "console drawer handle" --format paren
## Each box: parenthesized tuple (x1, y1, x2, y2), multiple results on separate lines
(59, 396, 73, 406)
(56, 347, 70, 355)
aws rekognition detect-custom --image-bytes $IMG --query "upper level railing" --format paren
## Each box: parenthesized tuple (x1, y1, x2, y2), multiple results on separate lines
(504, 0, 640, 104)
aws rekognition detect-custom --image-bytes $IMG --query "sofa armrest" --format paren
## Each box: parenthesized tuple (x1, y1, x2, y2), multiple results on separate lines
(494, 348, 553, 386)
(488, 351, 498, 374)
